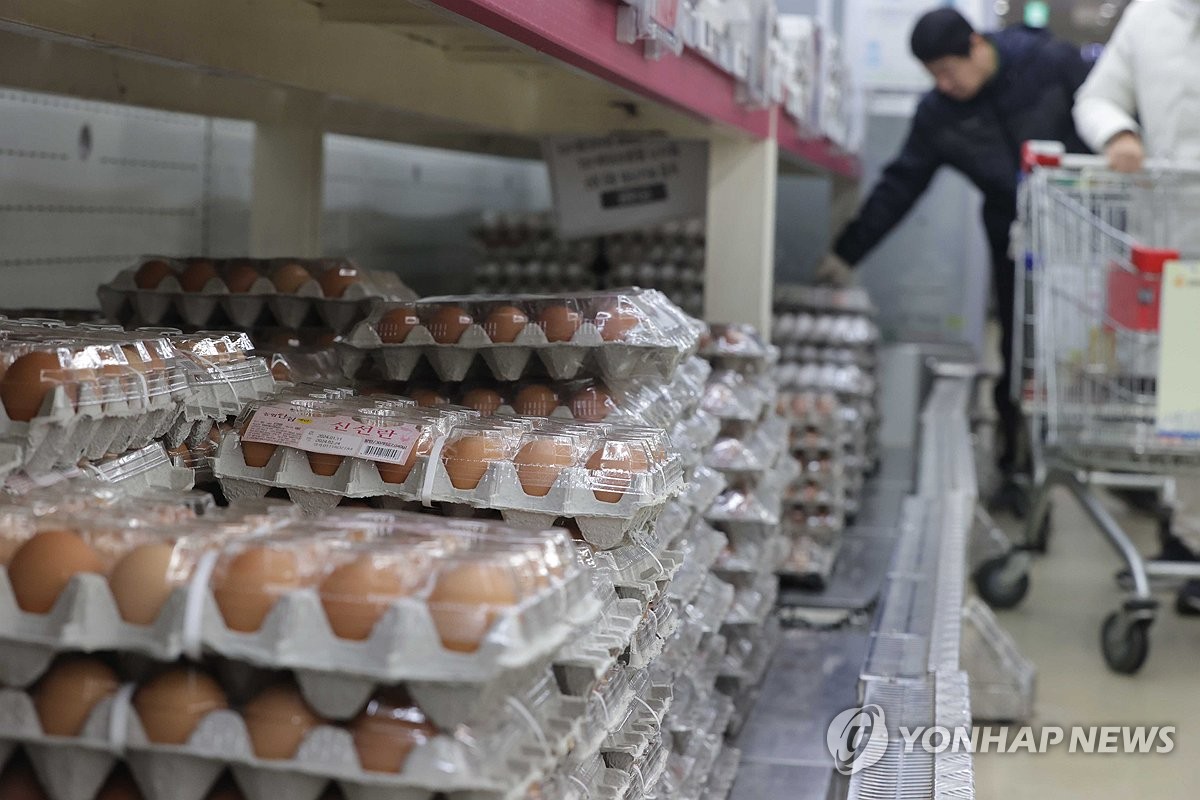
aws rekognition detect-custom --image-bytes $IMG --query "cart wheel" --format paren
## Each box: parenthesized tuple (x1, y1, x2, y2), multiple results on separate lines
(974, 555, 1030, 610)
(1028, 503, 1053, 554)
(1101, 611, 1151, 675)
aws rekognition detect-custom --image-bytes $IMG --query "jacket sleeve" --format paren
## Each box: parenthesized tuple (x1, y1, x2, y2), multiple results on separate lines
(1073, 8, 1140, 152)
(833, 105, 942, 266)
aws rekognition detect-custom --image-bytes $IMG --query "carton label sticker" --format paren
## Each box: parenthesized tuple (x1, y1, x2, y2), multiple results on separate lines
(243, 405, 421, 464)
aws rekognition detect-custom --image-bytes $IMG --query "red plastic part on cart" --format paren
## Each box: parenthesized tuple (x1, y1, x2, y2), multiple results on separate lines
(1021, 140, 1065, 172)
(1106, 246, 1181, 331)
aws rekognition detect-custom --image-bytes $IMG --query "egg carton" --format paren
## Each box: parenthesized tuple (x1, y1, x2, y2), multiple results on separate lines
(669, 410, 721, 472)
(0, 442, 26, 482)
(0, 382, 176, 474)
(172, 361, 277, 430)
(84, 442, 197, 494)
(677, 465, 727, 523)
(652, 731, 724, 800)
(214, 433, 682, 550)
(568, 666, 650, 772)
(721, 574, 779, 630)
(698, 745, 740, 800)
(680, 576, 735, 639)
(578, 533, 685, 602)
(703, 423, 790, 478)
(0, 683, 583, 800)
(718, 616, 781, 691)
(626, 599, 680, 672)
(341, 325, 696, 388)
(0, 551, 601, 707)
(711, 536, 784, 586)
(664, 525, 726, 608)
(698, 378, 770, 423)
(99, 265, 414, 333)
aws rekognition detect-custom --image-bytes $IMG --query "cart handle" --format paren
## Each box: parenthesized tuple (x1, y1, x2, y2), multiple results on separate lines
(1023, 141, 1200, 175)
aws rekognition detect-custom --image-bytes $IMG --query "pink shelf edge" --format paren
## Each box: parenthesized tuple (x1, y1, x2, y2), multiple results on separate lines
(431, 0, 860, 179)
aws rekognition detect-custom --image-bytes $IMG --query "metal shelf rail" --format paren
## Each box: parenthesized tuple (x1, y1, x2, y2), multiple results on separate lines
(850, 369, 977, 800)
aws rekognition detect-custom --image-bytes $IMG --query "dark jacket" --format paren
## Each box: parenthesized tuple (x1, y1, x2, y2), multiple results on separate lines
(834, 26, 1092, 270)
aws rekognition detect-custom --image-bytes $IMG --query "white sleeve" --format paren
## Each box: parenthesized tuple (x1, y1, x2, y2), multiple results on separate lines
(1073, 8, 1141, 151)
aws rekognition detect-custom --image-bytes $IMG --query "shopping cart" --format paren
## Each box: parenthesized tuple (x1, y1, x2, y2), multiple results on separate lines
(973, 143, 1200, 674)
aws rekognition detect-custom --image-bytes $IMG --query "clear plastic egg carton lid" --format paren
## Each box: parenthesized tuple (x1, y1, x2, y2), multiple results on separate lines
(219, 404, 684, 549)
(773, 284, 876, 315)
(339, 288, 705, 383)
(0, 671, 583, 800)
(698, 370, 772, 423)
(772, 311, 880, 347)
(99, 256, 416, 332)
(83, 441, 196, 493)
(697, 323, 774, 364)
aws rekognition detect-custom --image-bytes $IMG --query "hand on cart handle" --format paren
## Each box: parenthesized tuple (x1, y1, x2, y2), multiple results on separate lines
(815, 253, 856, 288)
(1105, 131, 1146, 174)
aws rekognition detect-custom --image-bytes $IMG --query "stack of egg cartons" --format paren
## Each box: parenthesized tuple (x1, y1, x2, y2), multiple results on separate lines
(605, 220, 706, 319)
(0, 319, 276, 493)
(770, 285, 880, 584)
(209, 287, 710, 798)
(692, 324, 793, 750)
(471, 213, 599, 295)
(0, 476, 640, 800)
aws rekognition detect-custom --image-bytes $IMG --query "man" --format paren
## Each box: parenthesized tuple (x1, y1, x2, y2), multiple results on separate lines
(1074, 0, 1200, 614)
(818, 8, 1091, 508)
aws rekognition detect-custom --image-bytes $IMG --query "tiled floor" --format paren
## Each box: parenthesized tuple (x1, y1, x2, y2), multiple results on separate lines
(973, 487, 1200, 797)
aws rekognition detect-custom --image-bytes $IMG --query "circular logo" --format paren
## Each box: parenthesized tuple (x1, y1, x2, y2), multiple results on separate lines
(827, 704, 889, 776)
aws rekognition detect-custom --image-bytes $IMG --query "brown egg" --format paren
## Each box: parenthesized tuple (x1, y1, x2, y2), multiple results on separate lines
(33, 657, 120, 736)
(537, 304, 582, 343)
(179, 259, 219, 293)
(427, 305, 473, 344)
(108, 543, 179, 626)
(512, 384, 559, 417)
(1, 350, 69, 422)
(441, 434, 505, 490)
(427, 561, 522, 652)
(569, 386, 615, 421)
(317, 265, 362, 298)
(376, 432, 431, 486)
(133, 667, 228, 745)
(242, 683, 321, 760)
(238, 419, 278, 469)
(350, 696, 437, 773)
(513, 438, 574, 497)
(455, 388, 497, 417)
(409, 388, 448, 408)
(134, 259, 175, 289)
(306, 451, 345, 477)
(95, 767, 144, 800)
(0, 756, 49, 800)
(593, 301, 643, 342)
(482, 305, 529, 343)
(211, 546, 305, 632)
(8, 529, 104, 613)
(376, 306, 420, 344)
(320, 555, 419, 640)
(270, 360, 293, 382)
(270, 262, 313, 294)
(585, 443, 650, 503)
(222, 260, 262, 293)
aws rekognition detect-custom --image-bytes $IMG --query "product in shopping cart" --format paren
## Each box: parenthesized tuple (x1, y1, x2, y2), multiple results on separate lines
(98, 256, 417, 332)
(338, 289, 704, 383)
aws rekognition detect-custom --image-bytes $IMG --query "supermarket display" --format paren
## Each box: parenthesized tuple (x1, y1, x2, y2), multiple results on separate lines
(98, 257, 417, 333)
(771, 286, 880, 587)
(472, 216, 706, 319)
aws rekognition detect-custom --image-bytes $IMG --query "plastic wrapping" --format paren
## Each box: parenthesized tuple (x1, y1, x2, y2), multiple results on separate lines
(97, 256, 417, 332)
(382, 355, 710, 430)
(216, 401, 685, 548)
(698, 369, 774, 422)
(339, 289, 704, 383)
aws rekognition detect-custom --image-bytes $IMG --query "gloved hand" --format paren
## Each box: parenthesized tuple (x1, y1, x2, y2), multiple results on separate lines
(815, 253, 855, 287)
(1105, 131, 1145, 173)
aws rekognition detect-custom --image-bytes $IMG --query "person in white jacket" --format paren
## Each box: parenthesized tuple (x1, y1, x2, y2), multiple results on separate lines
(1075, 0, 1200, 615)
(1074, 0, 1200, 172)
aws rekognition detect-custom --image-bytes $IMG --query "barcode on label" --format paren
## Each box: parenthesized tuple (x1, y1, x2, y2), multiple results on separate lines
(362, 444, 405, 461)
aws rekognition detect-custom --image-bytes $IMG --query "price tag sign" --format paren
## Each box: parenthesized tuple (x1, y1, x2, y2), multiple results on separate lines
(543, 134, 707, 239)
(1155, 261, 1200, 438)
(243, 405, 421, 464)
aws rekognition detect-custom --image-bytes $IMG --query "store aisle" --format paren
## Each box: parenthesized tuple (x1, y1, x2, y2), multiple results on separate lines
(973, 488, 1200, 798)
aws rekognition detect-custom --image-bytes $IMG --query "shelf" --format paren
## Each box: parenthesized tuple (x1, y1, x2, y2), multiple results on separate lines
(0, 0, 859, 177)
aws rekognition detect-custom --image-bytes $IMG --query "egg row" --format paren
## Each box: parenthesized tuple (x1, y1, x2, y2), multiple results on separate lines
(118, 258, 403, 301)
(359, 288, 701, 350)
(770, 312, 879, 347)
(0, 506, 586, 655)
